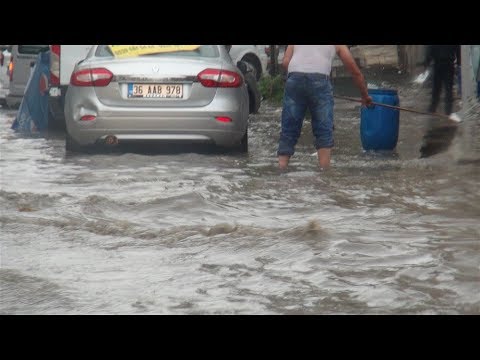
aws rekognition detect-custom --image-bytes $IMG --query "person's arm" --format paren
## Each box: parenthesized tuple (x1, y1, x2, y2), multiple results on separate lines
(335, 45, 372, 106)
(282, 45, 294, 72)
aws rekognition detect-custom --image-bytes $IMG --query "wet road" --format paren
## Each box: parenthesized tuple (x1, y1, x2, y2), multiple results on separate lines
(1, 74, 479, 314)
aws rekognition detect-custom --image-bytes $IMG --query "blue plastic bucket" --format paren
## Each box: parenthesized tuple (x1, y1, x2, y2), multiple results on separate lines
(360, 88, 400, 151)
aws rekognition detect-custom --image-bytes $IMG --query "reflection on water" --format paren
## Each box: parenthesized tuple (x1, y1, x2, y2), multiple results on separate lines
(1, 71, 479, 315)
(420, 122, 458, 158)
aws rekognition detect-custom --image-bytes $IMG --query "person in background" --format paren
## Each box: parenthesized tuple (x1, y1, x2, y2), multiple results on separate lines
(278, 45, 372, 170)
(456, 49, 461, 98)
(425, 45, 461, 115)
(477, 61, 480, 99)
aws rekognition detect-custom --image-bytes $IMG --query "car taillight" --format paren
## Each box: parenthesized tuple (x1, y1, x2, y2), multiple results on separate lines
(50, 45, 60, 86)
(197, 69, 242, 88)
(80, 115, 96, 121)
(70, 68, 113, 87)
(8, 57, 14, 81)
(215, 116, 232, 123)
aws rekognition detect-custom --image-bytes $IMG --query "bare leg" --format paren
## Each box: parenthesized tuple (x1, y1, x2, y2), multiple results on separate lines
(317, 148, 331, 169)
(278, 155, 290, 170)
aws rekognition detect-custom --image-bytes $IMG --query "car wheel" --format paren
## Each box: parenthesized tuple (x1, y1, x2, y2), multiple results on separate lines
(244, 72, 261, 114)
(65, 131, 84, 153)
(238, 128, 248, 154)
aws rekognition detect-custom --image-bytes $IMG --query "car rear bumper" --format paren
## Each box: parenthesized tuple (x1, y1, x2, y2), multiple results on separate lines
(65, 88, 249, 147)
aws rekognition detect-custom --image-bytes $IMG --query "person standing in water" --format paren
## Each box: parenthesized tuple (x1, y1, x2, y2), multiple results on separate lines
(278, 45, 372, 170)
(424, 45, 461, 115)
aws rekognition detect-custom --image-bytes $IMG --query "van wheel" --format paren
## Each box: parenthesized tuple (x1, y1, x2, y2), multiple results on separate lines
(65, 132, 84, 153)
(48, 109, 66, 131)
(245, 72, 261, 114)
(242, 55, 262, 81)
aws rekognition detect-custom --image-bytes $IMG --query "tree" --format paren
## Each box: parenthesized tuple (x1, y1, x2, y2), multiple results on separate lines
(269, 45, 279, 76)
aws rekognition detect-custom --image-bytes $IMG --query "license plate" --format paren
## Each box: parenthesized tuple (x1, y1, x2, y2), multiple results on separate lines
(128, 83, 183, 98)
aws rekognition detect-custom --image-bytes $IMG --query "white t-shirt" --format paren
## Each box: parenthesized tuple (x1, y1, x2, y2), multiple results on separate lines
(288, 45, 336, 75)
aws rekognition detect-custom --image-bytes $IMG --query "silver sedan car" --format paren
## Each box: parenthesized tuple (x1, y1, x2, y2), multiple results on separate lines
(65, 45, 249, 153)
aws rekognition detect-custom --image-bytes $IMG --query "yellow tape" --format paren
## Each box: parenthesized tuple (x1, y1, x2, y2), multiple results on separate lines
(108, 45, 201, 58)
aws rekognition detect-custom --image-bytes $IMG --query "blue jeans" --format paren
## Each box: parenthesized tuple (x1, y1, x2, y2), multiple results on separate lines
(278, 72, 334, 156)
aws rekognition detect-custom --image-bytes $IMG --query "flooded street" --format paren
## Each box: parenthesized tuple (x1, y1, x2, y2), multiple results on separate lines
(1, 74, 479, 314)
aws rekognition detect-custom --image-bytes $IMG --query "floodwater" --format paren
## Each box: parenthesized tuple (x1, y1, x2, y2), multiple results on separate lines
(1, 72, 479, 314)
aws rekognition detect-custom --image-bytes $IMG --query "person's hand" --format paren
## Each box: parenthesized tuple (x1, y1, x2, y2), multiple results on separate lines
(362, 95, 373, 107)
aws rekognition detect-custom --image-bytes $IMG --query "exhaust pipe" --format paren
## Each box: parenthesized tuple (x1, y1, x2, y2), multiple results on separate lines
(104, 135, 119, 146)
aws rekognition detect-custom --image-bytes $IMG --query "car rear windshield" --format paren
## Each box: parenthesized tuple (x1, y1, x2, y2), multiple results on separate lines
(18, 45, 49, 54)
(96, 45, 219, 58)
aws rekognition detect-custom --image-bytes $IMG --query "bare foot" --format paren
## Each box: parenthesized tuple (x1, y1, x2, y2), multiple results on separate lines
(317, 148, 331, 169)
(278, 155, 290, 170)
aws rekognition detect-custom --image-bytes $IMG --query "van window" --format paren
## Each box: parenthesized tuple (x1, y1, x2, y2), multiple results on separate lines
(18, 45, 49, 54)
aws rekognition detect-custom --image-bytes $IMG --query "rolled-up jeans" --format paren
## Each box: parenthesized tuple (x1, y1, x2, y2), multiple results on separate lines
(277, 72, 334, 156)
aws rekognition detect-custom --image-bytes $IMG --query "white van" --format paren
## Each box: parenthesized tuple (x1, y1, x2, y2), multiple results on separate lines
(6, 45, 49, 108)
(0, 45, 12, 107)
(230, 45, 266, 81)
(47, 45, 93, 129)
